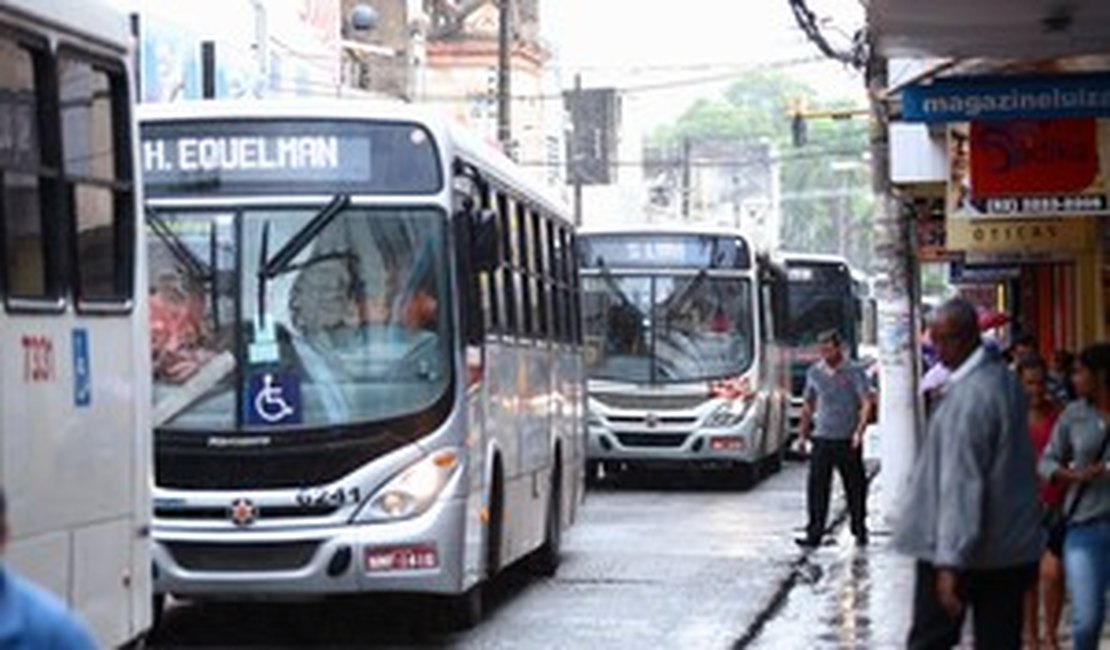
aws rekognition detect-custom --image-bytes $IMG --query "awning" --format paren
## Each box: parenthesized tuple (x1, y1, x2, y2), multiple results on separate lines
(869, 0, 1110, 60)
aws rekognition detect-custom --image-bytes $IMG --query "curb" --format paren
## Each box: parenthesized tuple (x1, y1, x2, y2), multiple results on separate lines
(731, 463, 880, 649)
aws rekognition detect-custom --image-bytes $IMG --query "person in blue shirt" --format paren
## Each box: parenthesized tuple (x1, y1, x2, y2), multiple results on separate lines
(0, 490, 98, 649)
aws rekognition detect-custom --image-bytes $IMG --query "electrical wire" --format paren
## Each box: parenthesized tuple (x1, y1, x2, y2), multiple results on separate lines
(787, 0, 867, 70)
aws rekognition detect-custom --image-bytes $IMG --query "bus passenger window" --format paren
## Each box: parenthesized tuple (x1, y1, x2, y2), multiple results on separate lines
(0, 38, 52, 300)
(59, 55, 132, 303)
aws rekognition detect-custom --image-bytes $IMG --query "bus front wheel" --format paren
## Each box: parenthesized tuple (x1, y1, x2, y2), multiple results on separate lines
(439, 585, 483, 631)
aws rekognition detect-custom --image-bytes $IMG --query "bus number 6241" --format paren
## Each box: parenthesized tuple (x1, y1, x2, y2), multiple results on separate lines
(296, 486, 362, 509)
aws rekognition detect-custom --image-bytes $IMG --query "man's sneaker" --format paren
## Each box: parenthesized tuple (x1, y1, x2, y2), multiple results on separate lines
(794, 536, 820, 549)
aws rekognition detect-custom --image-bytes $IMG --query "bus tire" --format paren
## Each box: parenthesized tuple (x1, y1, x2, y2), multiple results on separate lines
(734, 461, 759, 489)
(585, 459, 601, 487)
(532, 459, 563, 577)
(151, 593, 166, 630)
(487, 460, 504, 578)
(440, 585, 483, 631)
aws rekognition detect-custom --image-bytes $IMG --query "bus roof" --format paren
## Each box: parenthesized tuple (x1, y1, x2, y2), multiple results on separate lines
(137, 99, 573, 225)
(1, 0, 131, 52)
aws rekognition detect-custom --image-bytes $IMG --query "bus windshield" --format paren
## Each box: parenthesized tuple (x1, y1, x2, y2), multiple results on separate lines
(148, 205, 451, 431)
(583, 273, 753, 384)
(784, 265, 854, 347)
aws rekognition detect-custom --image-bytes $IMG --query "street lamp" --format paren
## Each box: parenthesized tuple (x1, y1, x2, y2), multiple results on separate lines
(340, 3, 404, 95)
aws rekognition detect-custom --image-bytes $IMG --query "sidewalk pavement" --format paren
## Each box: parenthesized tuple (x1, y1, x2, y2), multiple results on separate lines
(747, 470, 1110, 649)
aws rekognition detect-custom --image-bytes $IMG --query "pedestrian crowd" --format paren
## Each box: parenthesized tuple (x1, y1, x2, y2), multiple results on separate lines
(891, 297, 1110, 650)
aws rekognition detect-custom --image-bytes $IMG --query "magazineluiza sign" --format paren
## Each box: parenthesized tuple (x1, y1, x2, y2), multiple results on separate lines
(903, 73, 1110, 123)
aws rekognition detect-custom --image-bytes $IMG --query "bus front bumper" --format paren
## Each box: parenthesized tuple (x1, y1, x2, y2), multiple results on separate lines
(586, 412, 764, 468)
(152, 496, 469, 598)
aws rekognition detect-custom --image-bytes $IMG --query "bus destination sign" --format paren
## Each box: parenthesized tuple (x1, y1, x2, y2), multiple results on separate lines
(141, 120, 442, 197)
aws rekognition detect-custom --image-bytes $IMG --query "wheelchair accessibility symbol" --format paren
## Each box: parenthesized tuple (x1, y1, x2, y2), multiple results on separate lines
(245, 372, 302, 426)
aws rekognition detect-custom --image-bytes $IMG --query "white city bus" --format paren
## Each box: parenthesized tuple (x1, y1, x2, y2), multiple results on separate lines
(0, 0, 152, 646)
(139, 100, 584, 627)
(579, 226, 789, 485)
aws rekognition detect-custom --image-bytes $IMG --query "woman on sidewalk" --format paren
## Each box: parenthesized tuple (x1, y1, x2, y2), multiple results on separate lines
(1038, 343, 1110, 650)
(1019, 355, 1065, 650)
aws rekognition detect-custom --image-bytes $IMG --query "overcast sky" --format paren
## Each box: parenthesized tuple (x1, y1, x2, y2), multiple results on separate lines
(541, 0, 867, 128)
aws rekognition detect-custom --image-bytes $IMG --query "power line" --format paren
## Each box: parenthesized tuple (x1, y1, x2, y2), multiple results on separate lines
(256, 53, 827, 103)
(787, 0, 867, 70)
(511, 146, 869, 169)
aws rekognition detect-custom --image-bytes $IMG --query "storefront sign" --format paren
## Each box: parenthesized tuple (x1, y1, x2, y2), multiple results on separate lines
(948, 119, 1110, 218)
(946, 217, 1097, 255)
(913, 197, 955, 262)
(902, 73, 1110, 123)
(948, 261, 1021, 285)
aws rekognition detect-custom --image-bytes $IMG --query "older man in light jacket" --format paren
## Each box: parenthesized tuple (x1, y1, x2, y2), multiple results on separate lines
(893, 298, 1043, 650)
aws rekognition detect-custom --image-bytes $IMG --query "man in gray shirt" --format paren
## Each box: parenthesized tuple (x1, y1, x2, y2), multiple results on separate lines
(893, 298, 1042, 649)
(796, 329, 873, 548)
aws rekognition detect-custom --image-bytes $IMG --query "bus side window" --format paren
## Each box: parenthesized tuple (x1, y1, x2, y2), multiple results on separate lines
(475, 182, 499, 336)
(533, 210, 549, 341)
(1, 34, 61, 307)
(549, 222, 564, 343)
(528, 208, 546, 341)
(452, 170, 487, 344)
(569, 233, 583, 345)
(516, 200, 533, 338)
(552, 227, 565, 344)
(496, 191, 516, 337)
(58, 50, 134, 309)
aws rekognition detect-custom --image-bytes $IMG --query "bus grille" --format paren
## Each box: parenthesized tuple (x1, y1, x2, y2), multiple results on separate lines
(615, 433, 689, 448)
(594, 393, 706, 411)
(166, 541, 320, 572)
(155, 504, 338, 521)
(607, 415, 698, 426)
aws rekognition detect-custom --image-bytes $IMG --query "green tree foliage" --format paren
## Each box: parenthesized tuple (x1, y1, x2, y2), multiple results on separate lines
(649, 70, 874, 271)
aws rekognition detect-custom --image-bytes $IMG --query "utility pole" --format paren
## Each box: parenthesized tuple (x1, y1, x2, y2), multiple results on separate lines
(869, 53, 922, 523)
(681, 137, 691, 219)
(572, 73, 583, 226)
(496, 0, 512, 156)
(201, 41, 216, 99)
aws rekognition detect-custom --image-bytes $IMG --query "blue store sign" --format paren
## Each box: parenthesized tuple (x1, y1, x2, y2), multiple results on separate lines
(949, 261, 1022, 285)
(903, 73, 1110, 123)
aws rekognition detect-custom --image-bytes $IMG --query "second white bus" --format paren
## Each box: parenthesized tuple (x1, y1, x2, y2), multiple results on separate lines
(579, 226, 790, 485)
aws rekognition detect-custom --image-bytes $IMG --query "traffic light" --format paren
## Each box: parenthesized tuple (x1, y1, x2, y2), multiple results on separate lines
(791, 111, 807, 148)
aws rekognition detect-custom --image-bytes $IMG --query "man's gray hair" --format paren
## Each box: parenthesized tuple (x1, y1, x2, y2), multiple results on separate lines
(933, 298, 981, 341)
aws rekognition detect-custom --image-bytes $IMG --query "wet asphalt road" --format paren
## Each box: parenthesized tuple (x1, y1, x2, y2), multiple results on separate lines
(148, 462, 818, 649)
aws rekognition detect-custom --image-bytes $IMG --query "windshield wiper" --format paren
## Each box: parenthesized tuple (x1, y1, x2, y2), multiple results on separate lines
(146, 207, 221, 324)
(255, 194, 350, 335)
(260, 194, 350, 280)
(146, 207, 210, 280)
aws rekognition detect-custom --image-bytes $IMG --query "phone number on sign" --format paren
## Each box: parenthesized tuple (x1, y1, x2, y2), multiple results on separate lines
(982, 195, 1108, 214)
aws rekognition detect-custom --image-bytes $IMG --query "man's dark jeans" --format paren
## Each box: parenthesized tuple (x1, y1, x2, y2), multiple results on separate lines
(804, 437, 867, 542)
(908, 560, 1037, 650)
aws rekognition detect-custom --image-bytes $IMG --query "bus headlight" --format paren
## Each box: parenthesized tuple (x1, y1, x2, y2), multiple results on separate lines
(706, 399, 754, 428)
(356, 448, 461, 522)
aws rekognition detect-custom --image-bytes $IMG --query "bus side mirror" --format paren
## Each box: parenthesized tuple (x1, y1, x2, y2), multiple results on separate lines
(470, 208, 499, 273)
